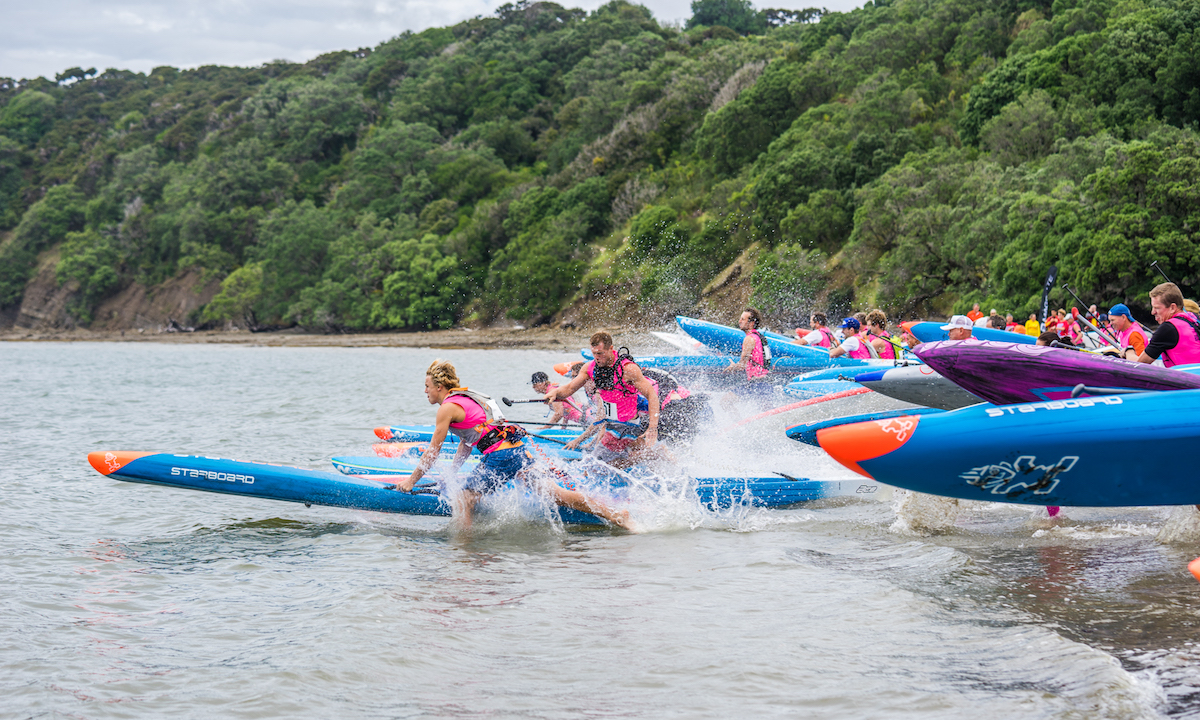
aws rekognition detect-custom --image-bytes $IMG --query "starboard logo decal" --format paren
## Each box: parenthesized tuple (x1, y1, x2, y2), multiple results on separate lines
(104, 452, 123, 473)
(875, 417, 915, 442)
(959, 455, 1078, 497)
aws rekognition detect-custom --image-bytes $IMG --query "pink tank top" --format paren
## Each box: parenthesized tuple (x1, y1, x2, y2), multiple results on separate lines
(847, 335, 873, 360)
(547, 382, 585, 422)
(1164, 312, 1200, 367)
(874, 331, 896, 360)
(444, 395, 487, 429)
(1117, 322, 1147, 350)
(746, 330, 769, 379)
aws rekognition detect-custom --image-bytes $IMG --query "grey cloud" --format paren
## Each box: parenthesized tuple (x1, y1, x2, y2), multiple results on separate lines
(2, 0, 863, 81)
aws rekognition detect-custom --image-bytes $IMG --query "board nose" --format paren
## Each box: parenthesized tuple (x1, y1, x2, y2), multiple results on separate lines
(816, 416, 920, 478)
(87, 451, 151, 475)
(373, 426, 393, 441)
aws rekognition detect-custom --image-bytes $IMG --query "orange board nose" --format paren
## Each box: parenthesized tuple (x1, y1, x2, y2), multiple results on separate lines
(553, 362, 574, 377)
(87, 451, 152, 476)
(374, 426, 393, 441)
(1189, 557, 1200, 584)
(816, 416, 920, 478)
(373, 442, 424, 458)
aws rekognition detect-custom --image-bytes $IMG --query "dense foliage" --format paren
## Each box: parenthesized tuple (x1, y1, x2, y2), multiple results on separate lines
(2, 0, 1199, 330)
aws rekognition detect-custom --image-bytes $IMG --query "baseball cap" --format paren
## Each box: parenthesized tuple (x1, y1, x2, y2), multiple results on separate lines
(840, 317, 860, 330)
(530, 371, 549, 385)
(1109, 303, 1133, 319)
(939, 315, 973, 331)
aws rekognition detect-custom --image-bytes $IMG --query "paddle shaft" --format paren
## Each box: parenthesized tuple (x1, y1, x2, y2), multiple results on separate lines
(502, 396, 550, 406)
(1070, 384, 1155, 398)
(720, 386, 872, 432)
(1151, 261, 1173, 284)
(506, 419, 584, 429)
(1062, 284, 1121, 348)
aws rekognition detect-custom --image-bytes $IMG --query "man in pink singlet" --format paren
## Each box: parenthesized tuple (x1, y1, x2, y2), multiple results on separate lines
(546, 331, 661, 465)
(727, 307, 772, 380)
(1138, 282, 1200, 367)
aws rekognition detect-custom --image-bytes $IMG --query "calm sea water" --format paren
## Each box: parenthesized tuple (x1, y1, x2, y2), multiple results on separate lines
(3, 341, 1200, 719)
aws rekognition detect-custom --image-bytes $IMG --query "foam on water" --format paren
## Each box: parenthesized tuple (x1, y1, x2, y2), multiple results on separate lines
(890, 489, 969, 535)
(1154, 506, 1200, 544)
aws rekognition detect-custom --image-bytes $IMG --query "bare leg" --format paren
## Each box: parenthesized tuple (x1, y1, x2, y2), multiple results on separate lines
(453, 490, 482, 530)
(548, 484, 631, 530)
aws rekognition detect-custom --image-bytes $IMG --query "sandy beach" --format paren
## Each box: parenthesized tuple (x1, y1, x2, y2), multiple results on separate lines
(0, 324, 658, 352)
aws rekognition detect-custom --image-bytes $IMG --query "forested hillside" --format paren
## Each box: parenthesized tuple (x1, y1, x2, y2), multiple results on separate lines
(2, 0, 1198, 332)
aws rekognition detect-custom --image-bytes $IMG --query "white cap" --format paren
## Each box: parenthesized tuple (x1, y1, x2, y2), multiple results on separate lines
(940, 315, 974, 331)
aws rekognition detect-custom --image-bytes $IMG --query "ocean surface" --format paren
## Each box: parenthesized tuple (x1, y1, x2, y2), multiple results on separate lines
(3, 340, 1200, 719)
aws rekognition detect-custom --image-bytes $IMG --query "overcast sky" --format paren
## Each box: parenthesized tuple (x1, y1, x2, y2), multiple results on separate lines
(2, 0, 866, 81)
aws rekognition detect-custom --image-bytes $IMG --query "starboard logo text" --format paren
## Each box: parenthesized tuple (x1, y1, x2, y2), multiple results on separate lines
(985, 396, 1123, 417)
(171, 467, 255, 484)
(959, 455, 1078, 497)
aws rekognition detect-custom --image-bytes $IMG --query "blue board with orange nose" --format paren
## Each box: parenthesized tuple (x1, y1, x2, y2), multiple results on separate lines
(814, 388, 1200, 507)
(86, 451, 609, 525)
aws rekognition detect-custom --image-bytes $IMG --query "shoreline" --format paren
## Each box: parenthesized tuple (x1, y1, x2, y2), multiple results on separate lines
(0, 325, 653, 352)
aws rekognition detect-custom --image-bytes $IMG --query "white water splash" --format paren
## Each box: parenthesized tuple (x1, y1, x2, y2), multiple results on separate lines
(1154, 505, 1200, 544)
(889, 488, 967, 535)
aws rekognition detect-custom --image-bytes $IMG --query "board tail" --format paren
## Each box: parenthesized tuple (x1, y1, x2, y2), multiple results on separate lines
(87, 451, 153, 476)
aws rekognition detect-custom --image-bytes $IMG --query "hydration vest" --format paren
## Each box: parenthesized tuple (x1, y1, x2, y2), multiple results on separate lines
(1163, 312, 1200, 367)
(586, 350, 657, 423)
(815, 327, 836, 348)
(641, 368, 691, 407)
(746, 328, 771, 379)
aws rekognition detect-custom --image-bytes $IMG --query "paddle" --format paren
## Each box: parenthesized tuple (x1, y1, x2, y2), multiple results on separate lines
(1071, 307, 1122, 349)
(1151, 260, 1173, 284)
(1061, 284, 1121, 348)
(720, 387, 873, 432)
(1069, 384, 1154, 398)
(502, 396, 549, 406)
(504, 419, 583, 429)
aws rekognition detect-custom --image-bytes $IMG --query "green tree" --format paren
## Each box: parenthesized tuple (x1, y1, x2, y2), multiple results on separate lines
(0, 91, 57, 145)
(687, 0, 767, 35)
(55, 229, 120, 323)
(203, 262, 265, 329)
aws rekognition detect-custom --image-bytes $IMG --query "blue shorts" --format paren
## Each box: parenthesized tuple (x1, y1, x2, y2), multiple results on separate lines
(463, 446, 531, 495)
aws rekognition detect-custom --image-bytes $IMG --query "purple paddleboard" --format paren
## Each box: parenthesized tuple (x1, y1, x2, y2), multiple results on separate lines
(913, 340, 1200, 404)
